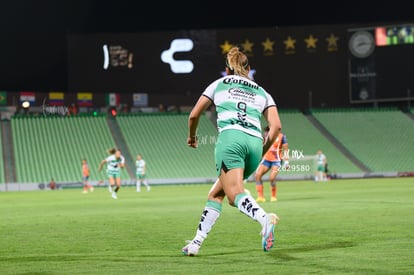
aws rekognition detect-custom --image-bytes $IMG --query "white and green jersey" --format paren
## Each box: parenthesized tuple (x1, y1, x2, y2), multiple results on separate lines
(136, 159, 146, 175)
(203, 75, 276, 139)
(106, 155, 125, 173)
(316, 153, 327, 166)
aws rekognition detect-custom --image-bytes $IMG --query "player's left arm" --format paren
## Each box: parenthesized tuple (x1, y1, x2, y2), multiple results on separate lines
(120, 156, 126, 168)
(262, 106, 282, 155)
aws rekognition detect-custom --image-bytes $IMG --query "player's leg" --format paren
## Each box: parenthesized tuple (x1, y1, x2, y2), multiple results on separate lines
(244, 136, 280, 251)
(142, 175, 150, 191)
(182, 178, 225, 256)
(225, 136, 279, 252)
(82, 177, 88, 193)
(136, 174, 141, 192)
(323, 164, 328, 181)
(111, 176, 120, 199)
(318, 165, 324, 182)
(108, 174, 115, 192)
(222, 167, 279, 252)
(114, 175, 121, 193)
(108, 176, 117, 198)
(269, 165, 280, 202)
(315, 165, 321, 181)
(183, 130, 235, 256)
(87, 176, 94, 192)
(255, 163, 269, 202)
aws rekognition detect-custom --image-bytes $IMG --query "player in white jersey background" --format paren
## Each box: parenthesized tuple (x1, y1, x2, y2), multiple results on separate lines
(182, 47, 282, 256)
(315, 149, 328, 182)
(98, 148, 125, 199)
(135, 154, 150, 192)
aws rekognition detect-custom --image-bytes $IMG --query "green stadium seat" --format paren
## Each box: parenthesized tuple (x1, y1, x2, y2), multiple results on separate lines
(11, 115, 127, 183)
(116, 113, 217, 180)
(276, 110, 362, 177)
(312, 108, 414, 172)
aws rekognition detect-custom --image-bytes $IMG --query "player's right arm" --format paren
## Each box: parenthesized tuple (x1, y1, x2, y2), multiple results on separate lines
(262, 106, 282, 156)
(187, 95, 212, 148)
(119, 156, 125, 168)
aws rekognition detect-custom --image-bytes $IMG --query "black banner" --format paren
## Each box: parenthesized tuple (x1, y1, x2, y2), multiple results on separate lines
(348, 25, 414, 103)
(68, 30, 219, 95)
(68, 26, 349, 109)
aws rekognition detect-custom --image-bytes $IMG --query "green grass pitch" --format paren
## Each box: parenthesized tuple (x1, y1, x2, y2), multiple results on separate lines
(1, 177, 413, 274)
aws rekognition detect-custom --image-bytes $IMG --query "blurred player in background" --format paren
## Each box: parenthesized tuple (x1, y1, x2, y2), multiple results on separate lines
(82, 159, 94, 193)
(315, 149, 328, 182)
(98, 148, 125, 199)
(49, 178, 56, 190)
(136, 154, 150, 192)
(255, 127, 289, 202)
(182, 46, 281, 256)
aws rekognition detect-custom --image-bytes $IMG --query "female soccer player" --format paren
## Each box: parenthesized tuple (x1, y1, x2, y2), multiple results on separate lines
(255, 128, 289, 202)
(315, 149, 328, 182)
(182, 46, 282, 256)
(98, 148, 125, 199)
(82, 159, 94, 193)
(136, 154, 150, 192)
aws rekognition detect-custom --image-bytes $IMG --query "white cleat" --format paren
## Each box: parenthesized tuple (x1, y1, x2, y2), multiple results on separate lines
(261, 213, 279, 252)
(182, 240, 201, 256)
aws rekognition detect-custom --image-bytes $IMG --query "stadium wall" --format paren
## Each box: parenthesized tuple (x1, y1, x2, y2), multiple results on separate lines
(1, 171, 405, 192)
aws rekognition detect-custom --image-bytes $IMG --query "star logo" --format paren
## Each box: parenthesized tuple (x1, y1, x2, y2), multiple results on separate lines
(262, 38, 274, 51)
(241, 39, 254, 55)
(261, 38, 275, 56)
(326, 33, 339, 52)
(283, 36, 296, 55)
(220, 40, 234, 54)
(304, 34, 318, 49)
(283, 36, 296, 50)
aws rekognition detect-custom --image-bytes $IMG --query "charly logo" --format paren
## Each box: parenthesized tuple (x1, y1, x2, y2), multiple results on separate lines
(161, 39, 194, 73)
